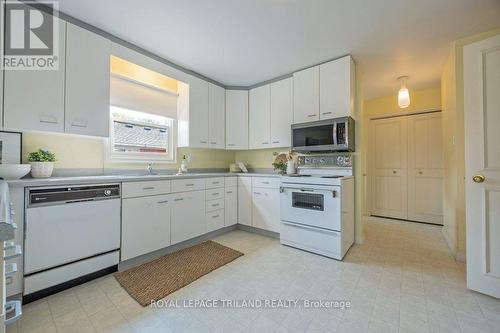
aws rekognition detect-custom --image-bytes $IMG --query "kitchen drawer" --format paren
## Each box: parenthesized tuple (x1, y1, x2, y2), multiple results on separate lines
(206, 198, 224, 212)
(280, 221, 342, 260)
(224, 177, 237, 188)
(206, 177, 225, 189)
(206, 188, 224, 201)
(171, 178, 205, 193)
(122, 180, 171, 198)
(206, 210, 224, 232)
(252, 177, 280, 189)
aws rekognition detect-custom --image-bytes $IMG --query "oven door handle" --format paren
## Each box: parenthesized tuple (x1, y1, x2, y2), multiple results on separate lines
(280, 186, 337, 197)
(280, 186, 317, 193)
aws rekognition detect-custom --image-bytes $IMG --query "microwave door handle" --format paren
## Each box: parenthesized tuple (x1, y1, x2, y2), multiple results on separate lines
(333, 122, 337, 146)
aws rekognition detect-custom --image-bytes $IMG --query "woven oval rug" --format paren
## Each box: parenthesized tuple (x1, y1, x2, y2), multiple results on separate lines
(114, 240, 243, 306)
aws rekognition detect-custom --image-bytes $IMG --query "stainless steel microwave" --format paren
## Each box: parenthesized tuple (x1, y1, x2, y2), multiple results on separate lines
(291, 116, 355, 152)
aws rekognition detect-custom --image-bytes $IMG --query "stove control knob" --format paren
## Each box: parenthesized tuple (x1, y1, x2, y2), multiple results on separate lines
(337, 156, 344, 166)
(104, 189, 112, 196)
(320, 158, 325, 164)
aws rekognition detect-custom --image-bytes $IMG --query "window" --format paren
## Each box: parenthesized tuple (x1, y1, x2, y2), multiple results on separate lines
(109, 106, 175, 161)
(107, 56, 180, 162)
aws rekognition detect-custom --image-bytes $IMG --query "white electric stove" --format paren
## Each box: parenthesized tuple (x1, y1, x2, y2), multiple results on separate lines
(280, 154, 355, 260)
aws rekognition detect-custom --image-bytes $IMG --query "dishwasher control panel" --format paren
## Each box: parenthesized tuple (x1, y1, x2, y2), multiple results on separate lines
(28, 184, 121, 207)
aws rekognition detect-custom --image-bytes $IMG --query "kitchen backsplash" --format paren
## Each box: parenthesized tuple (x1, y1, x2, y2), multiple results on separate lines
(21, 131, 287, 172)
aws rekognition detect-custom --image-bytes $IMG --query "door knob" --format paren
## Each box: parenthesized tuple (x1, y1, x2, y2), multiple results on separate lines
(418, 171, 423, 175)
(472, 175, 485, 183)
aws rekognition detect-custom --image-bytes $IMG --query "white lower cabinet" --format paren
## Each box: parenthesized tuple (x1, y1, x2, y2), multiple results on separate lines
(237, 177, 253, 226)
(121, 194, 171, 261)
(224, 186, 238, 226)
(252, 187, 280, 233)
(171, 190, 206, 244)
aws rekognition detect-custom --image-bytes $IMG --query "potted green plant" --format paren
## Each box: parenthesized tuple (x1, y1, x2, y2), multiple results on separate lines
(27, 149, 56, 178)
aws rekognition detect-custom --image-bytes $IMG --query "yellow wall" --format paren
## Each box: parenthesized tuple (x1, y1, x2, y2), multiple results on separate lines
(234, 148, 288, 170)
(363, 87, 441, 117)
(22, 131, 235, 171)
(440, 28, 500, 260)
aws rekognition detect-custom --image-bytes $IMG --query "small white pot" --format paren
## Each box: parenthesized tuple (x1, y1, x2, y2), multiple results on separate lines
(30, 162, 54, 178)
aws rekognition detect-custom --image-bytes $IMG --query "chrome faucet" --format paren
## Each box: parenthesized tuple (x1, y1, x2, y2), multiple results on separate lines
(146, 163, 154, 175)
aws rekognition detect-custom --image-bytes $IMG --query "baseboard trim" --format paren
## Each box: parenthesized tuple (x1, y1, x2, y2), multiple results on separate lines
(118, 225, 238, 271)
(236, 224, 280, 239)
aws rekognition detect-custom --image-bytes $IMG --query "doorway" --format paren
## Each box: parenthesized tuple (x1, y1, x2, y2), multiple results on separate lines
(368, 111, 444, 225)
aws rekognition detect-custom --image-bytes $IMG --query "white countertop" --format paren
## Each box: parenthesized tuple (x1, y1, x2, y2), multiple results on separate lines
(6, 172, 281, 187)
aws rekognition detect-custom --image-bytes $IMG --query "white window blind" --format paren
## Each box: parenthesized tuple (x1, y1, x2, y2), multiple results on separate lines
(110, 75, 178, 119)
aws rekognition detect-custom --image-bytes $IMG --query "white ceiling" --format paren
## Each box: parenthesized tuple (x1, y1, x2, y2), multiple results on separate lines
(59, 0, 500, 100)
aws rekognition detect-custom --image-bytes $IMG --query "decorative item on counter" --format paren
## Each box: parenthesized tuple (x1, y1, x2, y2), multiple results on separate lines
(272, 153, 288, 174)
(178, 154, 188, 174)
(230, 162, 248, 173)
(286, 154, 296, 175)
(28, 149, 56, 178)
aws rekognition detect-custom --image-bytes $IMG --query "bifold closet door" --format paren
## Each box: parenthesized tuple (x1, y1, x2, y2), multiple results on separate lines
(371, 117, 408, 219)
(407, 113, 444, 224)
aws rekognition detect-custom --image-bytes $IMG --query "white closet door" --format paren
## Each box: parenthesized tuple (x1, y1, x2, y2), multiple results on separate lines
(371, 117, 408, 219)
(407, 113, 444, 224)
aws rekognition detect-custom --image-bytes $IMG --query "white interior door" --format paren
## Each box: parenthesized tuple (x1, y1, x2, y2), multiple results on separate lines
(464, 34, 500, 298)
(370, 117, 408, 219)
(407, 112, 444, 224)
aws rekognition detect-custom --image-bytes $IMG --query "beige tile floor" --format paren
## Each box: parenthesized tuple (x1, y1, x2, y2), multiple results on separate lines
(7, 217, 500, 333)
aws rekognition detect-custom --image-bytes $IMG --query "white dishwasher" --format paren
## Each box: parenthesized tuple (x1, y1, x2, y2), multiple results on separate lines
(24, 184, 121, 301)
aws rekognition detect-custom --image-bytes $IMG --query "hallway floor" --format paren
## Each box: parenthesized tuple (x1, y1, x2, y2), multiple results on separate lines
(8, 218, 500, 333)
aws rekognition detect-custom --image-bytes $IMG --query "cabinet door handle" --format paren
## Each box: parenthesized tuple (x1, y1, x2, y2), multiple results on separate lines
(307, 114, 317, 118)
(157, 200, 169, 204)
(272, 141, 280, 144)
(227, 143, 235, 147)
(254, 192, 261, 195)
(212, 203, 220, 207)
(262, 142, 269, 145)
(143, 187, 155, 190)
(226, 191, 233, 194)
(322, 112, 332, 115)
(211, 192, 220, 196)
(200, 140, 207, 144)
(185, 183, 194, 187)
(210, 141, 217, 145)
(262, 181, 270, 184)
(174, 198, 184, 202)
(71, 120, 88, 128)
(212, 215, 220, 219)
(39, 115, 58, 124)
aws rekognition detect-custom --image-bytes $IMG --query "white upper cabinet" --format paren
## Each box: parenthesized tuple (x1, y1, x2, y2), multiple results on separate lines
(249, 84, 271, 149)
(189, 76, 210, 148)
(208, 83, 226, 149)
(226, 90, 249, 149)
(4, 18, 66, 133)
(293, 66, 319, 123)
(65, 23, 111, 137)
(178, 76, 209, 148)
(270, 77, 293, 147)
(319, 55, 355, 119)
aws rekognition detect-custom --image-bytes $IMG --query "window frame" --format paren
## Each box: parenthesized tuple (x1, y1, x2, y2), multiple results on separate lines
(106, 106, 177, 163)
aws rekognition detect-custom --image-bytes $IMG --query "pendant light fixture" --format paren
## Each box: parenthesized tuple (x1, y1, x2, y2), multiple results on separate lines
(397, 76, 410, 108)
